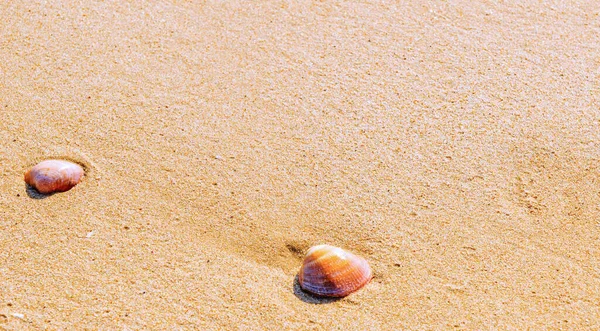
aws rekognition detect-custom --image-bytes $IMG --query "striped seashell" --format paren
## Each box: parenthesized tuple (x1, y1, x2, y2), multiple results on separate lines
(24, 160, 84, 194)
(298, 244, 372, 297)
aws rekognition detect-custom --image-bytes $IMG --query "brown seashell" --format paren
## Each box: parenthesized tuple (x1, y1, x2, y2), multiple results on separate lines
(298, 244, 372, 297)
(24, 160, 84, 194)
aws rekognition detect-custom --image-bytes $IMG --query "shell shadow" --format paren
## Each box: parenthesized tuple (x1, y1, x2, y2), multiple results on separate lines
(292, 275, 341, 304)
(25, 184, 53, 199)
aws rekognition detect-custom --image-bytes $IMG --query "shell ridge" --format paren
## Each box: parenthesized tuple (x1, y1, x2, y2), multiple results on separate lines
(298, 244, 372, 297)
(25, 160, 84, 194)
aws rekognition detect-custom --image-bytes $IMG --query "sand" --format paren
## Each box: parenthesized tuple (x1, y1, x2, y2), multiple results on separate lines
(1, 0, 600, 329)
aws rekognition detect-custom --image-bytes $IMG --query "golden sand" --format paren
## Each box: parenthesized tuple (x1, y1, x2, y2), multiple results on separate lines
(1, 1, 599, 329)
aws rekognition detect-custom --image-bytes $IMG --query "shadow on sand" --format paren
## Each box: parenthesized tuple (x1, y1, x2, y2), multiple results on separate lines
(25, 184, 54, 199)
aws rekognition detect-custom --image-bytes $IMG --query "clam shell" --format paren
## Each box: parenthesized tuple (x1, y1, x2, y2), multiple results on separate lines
(298, 244, 372, 297)
(24, 160, 84, 194)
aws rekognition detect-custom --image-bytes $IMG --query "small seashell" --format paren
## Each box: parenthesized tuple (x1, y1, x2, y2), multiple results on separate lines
(24, 160, 84, 194)
(298, 244, 372, 297)
(11, 313, 24, 320)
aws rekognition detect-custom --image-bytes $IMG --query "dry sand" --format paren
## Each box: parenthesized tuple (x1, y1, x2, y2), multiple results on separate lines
(1, 1, 600, 329)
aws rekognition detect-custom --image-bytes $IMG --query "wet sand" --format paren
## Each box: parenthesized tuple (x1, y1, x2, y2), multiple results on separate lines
(1, 1, 600, 329)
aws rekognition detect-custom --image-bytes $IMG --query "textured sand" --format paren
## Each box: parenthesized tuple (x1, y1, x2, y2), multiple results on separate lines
(1, 1, 600, 330)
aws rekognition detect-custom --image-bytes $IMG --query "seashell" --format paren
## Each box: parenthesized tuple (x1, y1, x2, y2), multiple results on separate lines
(24, 160, 84, 194)
(298, 244, 372, 297)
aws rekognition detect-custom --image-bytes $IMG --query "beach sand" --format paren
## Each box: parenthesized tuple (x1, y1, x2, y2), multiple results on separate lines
(1, 1, 600, 329)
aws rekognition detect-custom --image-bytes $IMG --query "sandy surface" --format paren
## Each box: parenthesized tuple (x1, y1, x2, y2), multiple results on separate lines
(1, 1, 600, 329)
